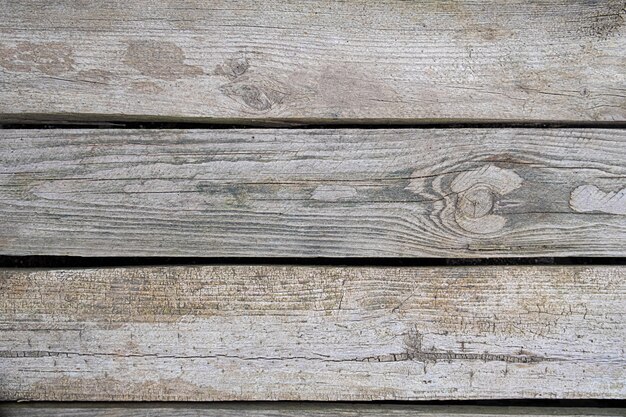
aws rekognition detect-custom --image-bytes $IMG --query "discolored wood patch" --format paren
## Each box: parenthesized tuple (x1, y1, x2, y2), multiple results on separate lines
(123, 40, 204, 80)
(0, 42, 74, 76)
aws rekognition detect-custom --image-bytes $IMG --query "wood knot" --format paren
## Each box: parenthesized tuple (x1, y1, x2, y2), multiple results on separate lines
(214, 57, 249, 79)
(216, 56, 290, 112)
(450, 165, 523, 234)
(220, 82, 287, 112)
(456, 186, 494, 219)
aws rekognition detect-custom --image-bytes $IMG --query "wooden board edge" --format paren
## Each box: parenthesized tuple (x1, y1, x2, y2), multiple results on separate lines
(0, 403, 624, 417)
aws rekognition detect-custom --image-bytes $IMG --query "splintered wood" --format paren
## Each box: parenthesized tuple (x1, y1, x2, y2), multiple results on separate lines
(0, 265, 624, 400)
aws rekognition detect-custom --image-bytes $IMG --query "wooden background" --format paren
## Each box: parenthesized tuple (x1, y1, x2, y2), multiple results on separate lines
(1, 0, 625, 123)
(0, 0, 624, 415)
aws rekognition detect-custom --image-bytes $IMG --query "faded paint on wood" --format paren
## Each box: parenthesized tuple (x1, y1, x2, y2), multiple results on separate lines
(0, 265, 624, 400)
(0, 0, 624, 123)
(0, 128, 625, 257)
(1, 404, 625, 417)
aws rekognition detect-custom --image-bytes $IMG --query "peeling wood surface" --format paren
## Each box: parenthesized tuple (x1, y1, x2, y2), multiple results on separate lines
(1, 128, 625, 257)
(1, 404, 625, 417)
(0, 0, 625, 123)
(0, 265, 624, 400)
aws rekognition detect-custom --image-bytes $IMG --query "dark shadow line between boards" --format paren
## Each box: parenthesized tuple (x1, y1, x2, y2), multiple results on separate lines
(0, 256, 624, 269)
(0, 399, 624, 408)
(2, 120, 626, 129)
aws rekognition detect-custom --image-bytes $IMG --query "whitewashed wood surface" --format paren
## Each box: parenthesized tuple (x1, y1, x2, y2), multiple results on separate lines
(0, 0, 624, 123)
(1, 404, 625, 417)
(1, 265, 624, 400)
(0, 128, 624, 257)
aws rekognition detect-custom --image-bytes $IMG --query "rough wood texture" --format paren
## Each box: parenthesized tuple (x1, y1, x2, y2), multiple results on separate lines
(0, 265, 624, 400)
(0, 1, 624, 123)
(1, 128, 625, 257)
(1, 404, 625, 417)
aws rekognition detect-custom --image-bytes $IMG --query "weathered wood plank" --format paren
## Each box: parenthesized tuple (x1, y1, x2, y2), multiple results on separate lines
(0, 1, 624, 123)
(0, 404, 624, 417)
(1, 128, 625, 257)
(0, 265, 624, 400)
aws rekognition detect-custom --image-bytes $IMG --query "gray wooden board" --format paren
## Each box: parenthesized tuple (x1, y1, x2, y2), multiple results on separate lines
(0, 404, 625, 417)
(0, 0, 624, 123)
(0, 128, 625, 257)
(0, 265, 624, 400)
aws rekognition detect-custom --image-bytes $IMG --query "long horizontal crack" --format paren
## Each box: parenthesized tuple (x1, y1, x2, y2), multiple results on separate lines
(0, 349, 559, 364)
(362, 351, 555, 364)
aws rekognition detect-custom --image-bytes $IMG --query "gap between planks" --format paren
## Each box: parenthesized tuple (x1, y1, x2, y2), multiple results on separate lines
(2, 256, 615, 269)
(3, 118, 626, 129)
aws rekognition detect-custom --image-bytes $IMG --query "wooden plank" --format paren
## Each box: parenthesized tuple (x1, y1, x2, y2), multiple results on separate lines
(0, 265, 624, 400)
(0, 404, 625, 417)
(1, 128, 625, 257)
(0, 0, 624, 123)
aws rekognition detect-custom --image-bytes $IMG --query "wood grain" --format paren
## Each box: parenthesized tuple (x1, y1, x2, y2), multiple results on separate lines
(1, 128, 625, 257)
(0, 265, 624, 400)
(1, 404, 625, 417)
(0, 0, 624, 123)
